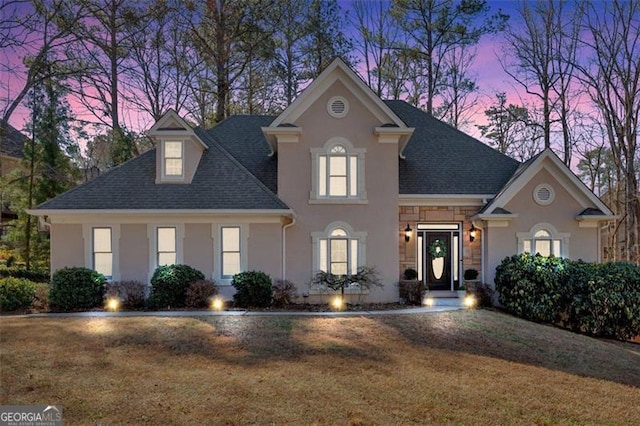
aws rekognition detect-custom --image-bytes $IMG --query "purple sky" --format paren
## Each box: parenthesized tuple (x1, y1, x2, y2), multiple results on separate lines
(1, 1, 540, 140)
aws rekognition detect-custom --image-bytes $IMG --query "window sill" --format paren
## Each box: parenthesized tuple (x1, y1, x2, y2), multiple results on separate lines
(309, 198, 368, 205)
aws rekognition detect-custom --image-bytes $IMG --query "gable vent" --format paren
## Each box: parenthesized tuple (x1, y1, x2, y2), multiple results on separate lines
(534, 184, 555, 205)
(327, 96, 349, 118)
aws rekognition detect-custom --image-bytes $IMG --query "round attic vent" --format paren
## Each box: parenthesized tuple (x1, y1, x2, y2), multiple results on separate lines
(327, 96, 349, 118)
(533, 183, 555, 205)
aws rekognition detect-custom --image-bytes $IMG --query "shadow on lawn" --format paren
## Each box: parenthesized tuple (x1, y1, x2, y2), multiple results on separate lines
(66, 315, 391, 367)
(374, 309, 640, 388)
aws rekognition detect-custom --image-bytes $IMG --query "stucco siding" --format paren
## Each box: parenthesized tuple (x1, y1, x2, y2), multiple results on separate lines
(119, 224, 149, 283)
(51, 224, 84, 271)
(278, 79, 400, 302)
(247, 223, 282, 279)
(184, 223, 214, 279)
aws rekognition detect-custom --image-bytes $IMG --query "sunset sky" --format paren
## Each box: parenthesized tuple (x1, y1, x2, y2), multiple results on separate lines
(1, 1, 565, 142)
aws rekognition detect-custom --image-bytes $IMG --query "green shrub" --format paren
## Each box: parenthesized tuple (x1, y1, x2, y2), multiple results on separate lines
(464, 268, 479, 280)
(564, 262, 640, 340)
(494, 253, 563, 323)
(106, 280, 147, 309)
(232, 271, 273, 308)
(272, 279, 297, 308)
(403, 268, 418, 280)
(49, 267, 106, 312)
(148, 264, 205, 309)
(0, 267, 50, 283)
(469, 282, 494, 308)
(0, 277, 38, 312)
(185, 279, 218, 308)
(495, 254, 640, 341)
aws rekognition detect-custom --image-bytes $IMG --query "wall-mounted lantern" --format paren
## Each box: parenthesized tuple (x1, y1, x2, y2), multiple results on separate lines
(404, 224, 412, 242)
(469, 224, 478, 242)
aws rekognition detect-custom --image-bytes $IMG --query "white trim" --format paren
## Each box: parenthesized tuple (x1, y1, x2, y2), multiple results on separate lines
(212, 223, 249, 286)
(533, 183, 555, 206)
(82, 224, 121, 281)
(146, 109, 208, 150)
(147, 224, 185, 281)
(483, 149, 615, 217)
(516, 222, 570, 257)
(310, 137, 367, 202)
(327, 96, 349, 118)
(310, 220, 368, 275)
(270, 58, 406, 128)
(399, 194, 492, 206)
(30, 209, 293, 220)
(159, 139, 185, 182)
(261, 126, 302, 155)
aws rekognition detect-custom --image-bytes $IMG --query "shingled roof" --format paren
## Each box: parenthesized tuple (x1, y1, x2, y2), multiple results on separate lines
(0, 121, 26, 158)
(35, 128, 289, 211)
(386, 100, 520, 195)
(35, 100, 522, 212)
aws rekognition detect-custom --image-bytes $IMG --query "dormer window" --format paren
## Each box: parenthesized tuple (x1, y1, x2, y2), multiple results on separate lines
(163, 141, 184, 177)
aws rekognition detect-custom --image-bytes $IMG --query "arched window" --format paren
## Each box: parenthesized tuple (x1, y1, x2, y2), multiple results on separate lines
(311, 138, 366, 202)
(312, 222, 367, 279)
(517, 224, 570, 257)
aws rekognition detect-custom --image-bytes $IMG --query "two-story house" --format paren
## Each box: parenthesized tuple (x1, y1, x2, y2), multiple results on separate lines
(29, 59, 615, 302)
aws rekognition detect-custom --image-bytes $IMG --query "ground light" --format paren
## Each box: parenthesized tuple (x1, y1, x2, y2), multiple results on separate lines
(210, 297, 225, 311)
(105, 297, 120, 312)
(330, 296, 344, 310)
(463, 294, 477, 308)
(422, 296, 435, 307)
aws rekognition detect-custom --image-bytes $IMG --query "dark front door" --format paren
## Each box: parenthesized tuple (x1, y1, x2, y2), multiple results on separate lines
(425, 233, 451, 290)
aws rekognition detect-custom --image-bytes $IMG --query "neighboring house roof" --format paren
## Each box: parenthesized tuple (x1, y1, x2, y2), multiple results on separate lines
(35, 128, 289, 211)
(0, 120, 26, 158)
(387, 100, 520, 195)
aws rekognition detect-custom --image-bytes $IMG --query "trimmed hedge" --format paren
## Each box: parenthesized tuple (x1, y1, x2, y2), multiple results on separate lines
(495, 253, 640, 340)
(49, 267, 106, 311)
(232, 271, 273, 308)
(148, 264, 205, 309)
(0, 277, 38, 312)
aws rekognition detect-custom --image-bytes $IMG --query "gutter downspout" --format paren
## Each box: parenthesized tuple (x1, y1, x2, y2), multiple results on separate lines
(282, 216, 296, 280)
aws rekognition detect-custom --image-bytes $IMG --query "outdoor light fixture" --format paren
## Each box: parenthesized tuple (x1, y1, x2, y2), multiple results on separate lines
(464, 295, 477, 308)
(330, 296, 344, 310)
(423, 296, 435, 307)
(469, 224, 477, 242)
(105, 297, 120, 312)
(404, 224, 412, 242)
(210, 297, 224, 311)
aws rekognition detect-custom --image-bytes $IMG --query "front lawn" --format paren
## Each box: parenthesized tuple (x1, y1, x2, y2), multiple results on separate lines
(1, 310, 638, 424)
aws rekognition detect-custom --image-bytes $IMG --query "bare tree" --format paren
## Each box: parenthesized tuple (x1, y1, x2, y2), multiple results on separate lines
(391, 0, 507, 115)
(501, 0, 582, 164)
(577, 0, 640, 263)
(352, 0, 400, 97)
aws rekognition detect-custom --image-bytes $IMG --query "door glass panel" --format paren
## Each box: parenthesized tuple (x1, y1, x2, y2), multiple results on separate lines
(432, 257, 444, 280)
(417, 234, 423, 281)
(453, 235, 459, 281)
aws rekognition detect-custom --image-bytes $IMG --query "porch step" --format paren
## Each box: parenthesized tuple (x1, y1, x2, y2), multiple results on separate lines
(423, 297, 464, 307)
(425, 290, 459, 298)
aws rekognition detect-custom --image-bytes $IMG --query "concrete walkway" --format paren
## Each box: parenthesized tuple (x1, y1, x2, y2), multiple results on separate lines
(10, 303, 464, 319)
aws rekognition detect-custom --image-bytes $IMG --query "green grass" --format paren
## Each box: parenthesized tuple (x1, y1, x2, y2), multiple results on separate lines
(1, 309, 638, 425)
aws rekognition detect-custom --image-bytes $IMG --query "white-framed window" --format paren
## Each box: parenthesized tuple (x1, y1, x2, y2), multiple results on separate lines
(221, 226, 241, 278)
(82, 224, 120, 281)
(92, 227, 113, 278)
(310, 138, 366, 203)
(517, 223, 570, 257)
(147, 224, 184, 278)
(213, 224, 249, 284)
(163, 140, 183, 177)
(311, 222, 367, 294)
(157, 227, 177, 266)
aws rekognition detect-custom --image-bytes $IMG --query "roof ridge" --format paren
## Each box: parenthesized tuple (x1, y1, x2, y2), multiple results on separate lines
(194, 128, 290, 210)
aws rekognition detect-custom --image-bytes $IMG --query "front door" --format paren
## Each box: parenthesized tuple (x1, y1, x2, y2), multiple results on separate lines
(425, 232, 451, 291)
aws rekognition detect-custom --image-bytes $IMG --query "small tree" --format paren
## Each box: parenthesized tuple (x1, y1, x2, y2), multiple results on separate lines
(311, 266, 382, 297)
